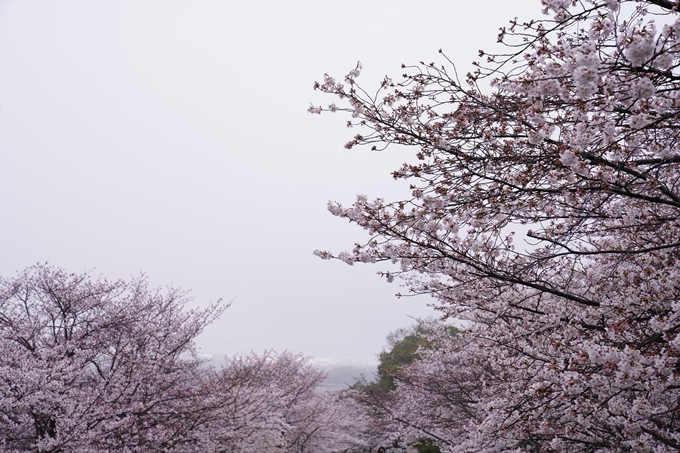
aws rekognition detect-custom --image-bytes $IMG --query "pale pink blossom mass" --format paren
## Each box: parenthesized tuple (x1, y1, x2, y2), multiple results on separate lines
(312, 0, 680, 450)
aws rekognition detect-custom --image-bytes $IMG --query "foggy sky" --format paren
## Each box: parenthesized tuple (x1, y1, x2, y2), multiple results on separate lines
(0, 0, 540, 364)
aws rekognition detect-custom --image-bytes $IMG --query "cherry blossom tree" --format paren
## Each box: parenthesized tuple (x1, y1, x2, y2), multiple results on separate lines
(0, 264, 226, 453)
(313, 0, 680, 451)
(200, 352, 375, 453)
(0, 264, 374, 453)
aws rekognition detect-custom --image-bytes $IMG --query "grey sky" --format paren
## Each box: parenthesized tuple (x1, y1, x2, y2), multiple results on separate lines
(0, 0, 540, 364)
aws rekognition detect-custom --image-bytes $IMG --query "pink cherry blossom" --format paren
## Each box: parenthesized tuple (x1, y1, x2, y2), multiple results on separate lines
(313, 0, 680, 451)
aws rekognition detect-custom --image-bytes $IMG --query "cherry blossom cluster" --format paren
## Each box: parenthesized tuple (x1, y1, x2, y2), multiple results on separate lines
(0, 265, 374, 453)
(313, 0, 680, 451)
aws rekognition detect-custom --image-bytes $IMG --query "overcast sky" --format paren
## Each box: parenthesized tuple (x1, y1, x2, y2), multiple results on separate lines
(0, 0, 541, 365)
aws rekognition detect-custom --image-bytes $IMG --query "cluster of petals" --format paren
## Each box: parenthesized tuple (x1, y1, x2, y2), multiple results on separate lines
(312, 0, 680, 451)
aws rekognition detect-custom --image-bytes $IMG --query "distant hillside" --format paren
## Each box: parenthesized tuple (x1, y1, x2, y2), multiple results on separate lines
(319, 365, 375, 391)
(203, 355, 375, 392)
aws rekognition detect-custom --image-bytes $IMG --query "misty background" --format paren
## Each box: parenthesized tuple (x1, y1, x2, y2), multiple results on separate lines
(0, 0, 539, 366)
